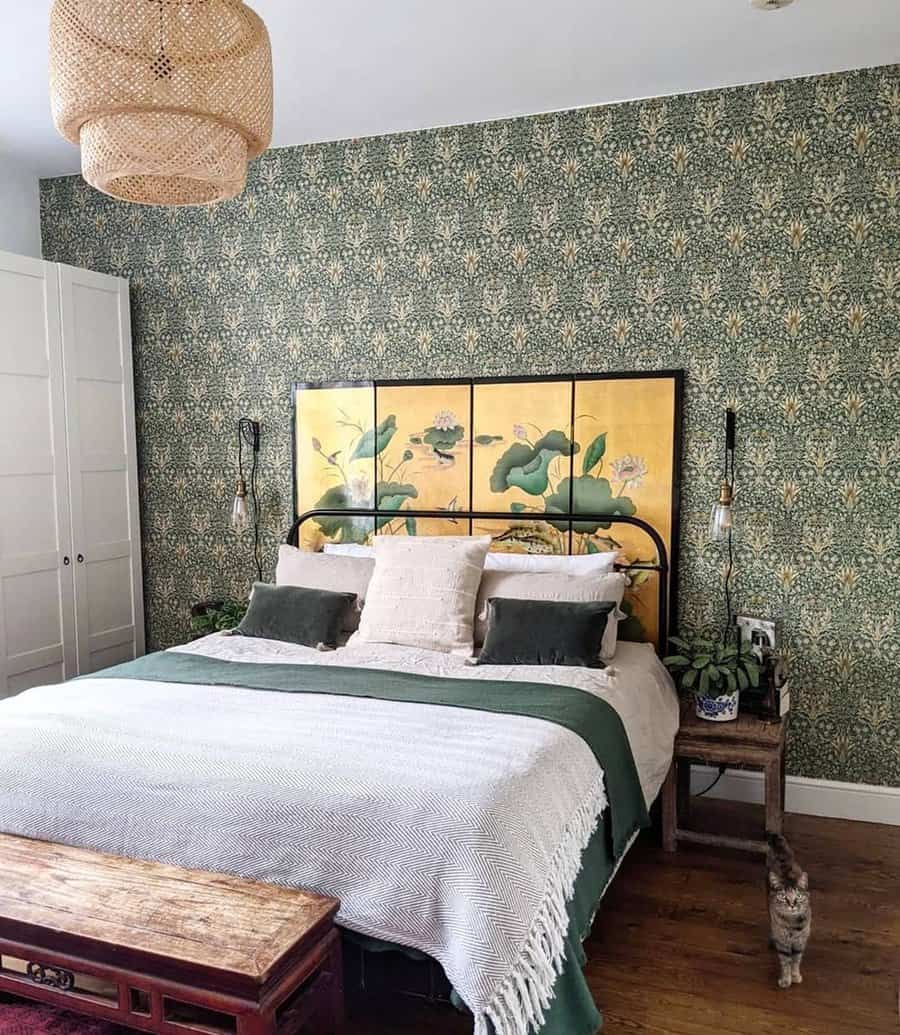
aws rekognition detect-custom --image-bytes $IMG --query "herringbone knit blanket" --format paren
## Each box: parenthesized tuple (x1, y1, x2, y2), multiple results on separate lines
(0, 641, 649, 1035)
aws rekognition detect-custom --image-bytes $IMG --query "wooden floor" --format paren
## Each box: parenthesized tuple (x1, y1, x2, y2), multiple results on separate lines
(346, 800, 899, 1034)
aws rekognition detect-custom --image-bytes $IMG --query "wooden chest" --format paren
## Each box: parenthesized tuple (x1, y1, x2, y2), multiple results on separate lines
(0, 834, 343, 1035)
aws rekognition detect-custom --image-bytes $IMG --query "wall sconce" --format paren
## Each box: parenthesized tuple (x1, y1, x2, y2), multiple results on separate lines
(231, 418, 262, 581)
(710, 479, 734, 540)
(710, 409, 736, 541)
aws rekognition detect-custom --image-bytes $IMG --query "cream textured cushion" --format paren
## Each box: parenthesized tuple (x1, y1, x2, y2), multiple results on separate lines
(275, 545, 374, 632)
(351, 536, 491, 655)
(475, 570, 627, 659)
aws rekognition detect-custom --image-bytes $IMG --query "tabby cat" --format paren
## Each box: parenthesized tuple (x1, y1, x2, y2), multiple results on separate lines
(767, 834, 811, 988)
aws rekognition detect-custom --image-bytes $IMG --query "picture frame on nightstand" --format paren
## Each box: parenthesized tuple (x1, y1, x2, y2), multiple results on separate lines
(735, 614, 789, 721)
(739, 651, 791, 722)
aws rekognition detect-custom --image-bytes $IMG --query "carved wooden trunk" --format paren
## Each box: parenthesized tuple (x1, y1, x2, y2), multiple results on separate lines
(0, 835, 343, 1035)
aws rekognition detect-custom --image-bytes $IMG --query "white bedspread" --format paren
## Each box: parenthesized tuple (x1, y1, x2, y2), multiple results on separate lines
(0, 636, 677, 1035)
(173, 635, 678, 807)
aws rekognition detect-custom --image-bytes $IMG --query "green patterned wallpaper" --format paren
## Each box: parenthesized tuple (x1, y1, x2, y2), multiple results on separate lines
(40, 65, 899, 786)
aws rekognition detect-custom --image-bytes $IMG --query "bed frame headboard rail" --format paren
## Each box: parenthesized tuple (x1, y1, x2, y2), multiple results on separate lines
(285, 507, 670, 656)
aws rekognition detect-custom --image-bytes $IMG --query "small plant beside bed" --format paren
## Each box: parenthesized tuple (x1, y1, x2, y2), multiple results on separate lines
(189, 599, 248, 639)
(663, 635, 761, 721)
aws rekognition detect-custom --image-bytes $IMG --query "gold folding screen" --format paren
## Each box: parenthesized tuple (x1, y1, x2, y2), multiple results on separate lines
(293, 372, 682, 645)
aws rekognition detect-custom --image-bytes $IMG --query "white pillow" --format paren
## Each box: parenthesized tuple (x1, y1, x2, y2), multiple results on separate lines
(276, 545, 374, 632)
(483, 551, 617, 574)
(325, 541, 618, 574)
(475, 570, 627, 659)
(323, 543, 374, 558)
(350, 536, 491, 655)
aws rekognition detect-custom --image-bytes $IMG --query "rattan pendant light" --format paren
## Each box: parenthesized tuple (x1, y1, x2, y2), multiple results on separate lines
(49, 0, 273, 206)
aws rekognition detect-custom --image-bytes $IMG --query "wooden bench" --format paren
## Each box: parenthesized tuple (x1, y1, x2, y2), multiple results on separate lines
(0, 835, 343, 1035)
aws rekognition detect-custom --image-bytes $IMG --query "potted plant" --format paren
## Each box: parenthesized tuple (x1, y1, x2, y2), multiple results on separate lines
(663, 635, 761, 721)
(189, 599, 248, 640)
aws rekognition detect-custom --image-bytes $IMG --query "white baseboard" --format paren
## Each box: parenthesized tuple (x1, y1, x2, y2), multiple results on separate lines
(688, 766, 900, 826)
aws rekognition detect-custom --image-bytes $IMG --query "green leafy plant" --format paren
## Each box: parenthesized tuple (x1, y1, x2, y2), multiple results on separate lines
(663, 635, 761, 698)
(190, 599, 247, 639)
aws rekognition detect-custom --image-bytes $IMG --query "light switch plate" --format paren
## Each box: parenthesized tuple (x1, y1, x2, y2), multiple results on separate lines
(736, 615, 778, 656)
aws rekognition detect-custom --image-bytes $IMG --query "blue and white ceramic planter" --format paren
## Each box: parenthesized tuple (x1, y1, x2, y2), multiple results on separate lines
(695, 689, 740, 721)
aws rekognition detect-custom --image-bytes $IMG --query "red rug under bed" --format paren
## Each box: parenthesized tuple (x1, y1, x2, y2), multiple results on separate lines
(0, 998, 129, 1034)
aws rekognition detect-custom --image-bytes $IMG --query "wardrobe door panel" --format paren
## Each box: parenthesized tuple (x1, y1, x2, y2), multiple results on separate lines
(0, 375, 55, 452)
(77, 379, 126, 458)
(0, 253, 75, 697)
(59, 265, 144, 675)
(81, 469, 130, 542)
(0, 474, 59, 555)
(0, 264, 53, 374)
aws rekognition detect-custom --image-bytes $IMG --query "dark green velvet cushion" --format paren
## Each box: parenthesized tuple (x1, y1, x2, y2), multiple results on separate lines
(477, 597, 615, 667)
(235, 582, 357, 647)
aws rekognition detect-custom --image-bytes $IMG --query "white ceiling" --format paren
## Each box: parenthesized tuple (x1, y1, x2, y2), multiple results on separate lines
(3, 0, 899, 178)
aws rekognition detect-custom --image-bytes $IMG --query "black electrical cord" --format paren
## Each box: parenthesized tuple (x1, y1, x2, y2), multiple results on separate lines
(250, 441, 262, 582)
(236, 421, 245, 486)
(722, 413, 736, 644)
(694, 766, 726, 798)
(237, 419, 262, 582)
(723, 522, 734, 644)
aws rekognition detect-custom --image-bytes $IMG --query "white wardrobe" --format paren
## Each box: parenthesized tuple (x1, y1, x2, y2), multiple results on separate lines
(0, 250, 144, 699)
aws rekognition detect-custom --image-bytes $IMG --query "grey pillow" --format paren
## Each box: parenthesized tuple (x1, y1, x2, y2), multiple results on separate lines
(474, 569, 626, 658)
(235, 582, 357, 647)
(276, 545, 374, 632)
(477, 598, 615, 667)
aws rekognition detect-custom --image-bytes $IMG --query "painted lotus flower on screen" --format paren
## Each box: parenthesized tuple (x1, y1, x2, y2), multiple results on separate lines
(432, 409, 458, 431)
(423, 410, 465, 454)
(610, 455, 648, 488)
(309, 401, 466, 542)
(350, 474, 371, 505)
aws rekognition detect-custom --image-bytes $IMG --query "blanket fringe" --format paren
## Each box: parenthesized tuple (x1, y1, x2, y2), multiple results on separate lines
(476, 771, 608, 1035)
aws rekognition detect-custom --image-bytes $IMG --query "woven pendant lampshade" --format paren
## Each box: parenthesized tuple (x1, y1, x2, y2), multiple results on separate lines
(49, 0, 273, 207)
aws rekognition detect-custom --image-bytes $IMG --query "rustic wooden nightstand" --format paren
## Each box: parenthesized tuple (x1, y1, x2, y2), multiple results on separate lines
(661, 703, 788, 855)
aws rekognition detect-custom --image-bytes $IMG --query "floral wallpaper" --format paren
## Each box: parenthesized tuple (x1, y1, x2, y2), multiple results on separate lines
(40, 64, 899, 786)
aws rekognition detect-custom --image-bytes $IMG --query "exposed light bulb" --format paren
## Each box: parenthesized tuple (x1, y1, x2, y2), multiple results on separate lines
(709, 480, 734, 541)
(231, 478, 250, 532)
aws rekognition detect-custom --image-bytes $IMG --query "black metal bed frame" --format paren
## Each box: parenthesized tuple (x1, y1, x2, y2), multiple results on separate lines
(285, 508, 671, 655)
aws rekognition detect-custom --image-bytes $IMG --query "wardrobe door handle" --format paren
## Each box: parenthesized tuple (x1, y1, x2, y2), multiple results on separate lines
(63, 556, 70, 566)
(77, 554, 84, 564)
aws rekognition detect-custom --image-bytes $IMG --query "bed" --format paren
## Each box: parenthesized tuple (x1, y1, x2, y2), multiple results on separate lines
(0, 629, 677, 1035)
(0, 372, 683, 1035)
